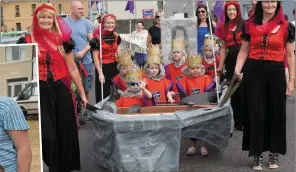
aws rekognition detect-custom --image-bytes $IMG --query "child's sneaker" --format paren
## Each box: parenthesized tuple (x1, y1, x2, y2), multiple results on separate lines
(200, 146, 209, 156)
(186, 146, 197, 155)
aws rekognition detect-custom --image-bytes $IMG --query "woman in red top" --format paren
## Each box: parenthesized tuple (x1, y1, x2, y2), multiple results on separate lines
(17, 3, 88, 171)
(215, 1, 244, 131)
(235, 1, 295, 170)
(90, 14, 121, 103)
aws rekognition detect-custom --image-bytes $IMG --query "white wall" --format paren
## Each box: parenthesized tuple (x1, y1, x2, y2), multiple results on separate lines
(106, 1, 158, 19)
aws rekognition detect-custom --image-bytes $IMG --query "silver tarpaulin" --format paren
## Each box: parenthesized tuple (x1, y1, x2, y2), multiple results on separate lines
(91, 90, 232, 172)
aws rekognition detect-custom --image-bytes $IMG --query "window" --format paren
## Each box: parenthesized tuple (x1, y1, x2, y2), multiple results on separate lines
(58, 4, 62, 14)
(5, 46, 26, 62)
(31, 4, 36, 15)
(16, 23, 21, 31)
(1, 7, 3, 26)
(17, 82, 37, 100)
(7, 78, 29, 98)
(4, 25, 7, 32)
(15, 5, 20, 17)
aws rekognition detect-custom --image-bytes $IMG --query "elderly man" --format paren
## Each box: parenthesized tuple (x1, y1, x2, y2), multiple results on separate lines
(64, 0, 94, 106)
(0, 97, 31, 172)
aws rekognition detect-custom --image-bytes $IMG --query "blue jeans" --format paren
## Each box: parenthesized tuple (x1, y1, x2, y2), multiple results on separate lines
(82, 63, 94, 93)
(134, 52, 147, 65)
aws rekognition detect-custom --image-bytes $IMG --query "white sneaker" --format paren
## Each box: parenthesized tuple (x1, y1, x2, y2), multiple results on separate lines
(201, 146, 209, 156)
(186, 146, 197, 155)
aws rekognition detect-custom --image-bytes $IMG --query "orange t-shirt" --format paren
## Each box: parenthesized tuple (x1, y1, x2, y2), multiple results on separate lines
(202, 56, 220, 78)
(116, 94, 147, 107)
(146, 77, 173, 104)
(165, 63, 186, 101)
(176, 75, 213, 96)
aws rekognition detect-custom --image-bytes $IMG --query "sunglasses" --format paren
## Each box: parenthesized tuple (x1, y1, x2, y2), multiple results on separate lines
(155, 16, 161, 19)
(127, 82, 140, 87)
(197, 10, 206, 14)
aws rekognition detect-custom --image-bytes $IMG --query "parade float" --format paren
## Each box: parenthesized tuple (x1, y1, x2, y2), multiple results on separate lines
(89, 1, 238, 171)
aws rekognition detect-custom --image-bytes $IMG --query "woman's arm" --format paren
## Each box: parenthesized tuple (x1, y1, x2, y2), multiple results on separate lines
(286, 42, 295, 96)
(63, 52, 88, 104)
(217, 40, 227, 72)
(147, 33, 152, 47)
(234, 40, 250, 74)
(8, 130, 31, 172)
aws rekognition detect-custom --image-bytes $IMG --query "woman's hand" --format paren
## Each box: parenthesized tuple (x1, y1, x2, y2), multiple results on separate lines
(286, 80, 295, 96)
(169, 91, 175, 97)
(235, 71, 243, 81)
(98, 72, 105, 83)
(81, 94, 88, 108)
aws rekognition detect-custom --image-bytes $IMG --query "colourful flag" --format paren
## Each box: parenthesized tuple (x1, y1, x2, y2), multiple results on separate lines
(213, 1, 224, 21)
(125, 0, 134, 14)
(196, 0, 203, 7)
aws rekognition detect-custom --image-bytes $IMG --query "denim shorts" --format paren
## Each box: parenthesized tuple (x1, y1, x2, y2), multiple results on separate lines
(82, 63, 94, 93)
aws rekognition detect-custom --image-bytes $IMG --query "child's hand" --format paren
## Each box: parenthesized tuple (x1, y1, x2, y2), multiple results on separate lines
(140, 78, 148, 89)
(168, 98, 175, 104)
(169, 91, 175, 96)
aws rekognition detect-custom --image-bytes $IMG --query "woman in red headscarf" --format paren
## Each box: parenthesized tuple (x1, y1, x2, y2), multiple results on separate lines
(17, 3, 88, 171)
(89, 14, 121, 103)
(215, 1, 244, 131)
(235, 1, 295, 170)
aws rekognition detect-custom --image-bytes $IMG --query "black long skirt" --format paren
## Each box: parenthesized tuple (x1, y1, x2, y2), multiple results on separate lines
(40, 77, 80, 172)
(95, 62, 119, 103)
(225, 45, 244, 128)
(242, 59, 287, 157)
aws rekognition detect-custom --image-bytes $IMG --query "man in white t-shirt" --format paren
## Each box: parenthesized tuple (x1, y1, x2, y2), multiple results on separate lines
(132, 21, 148, 67)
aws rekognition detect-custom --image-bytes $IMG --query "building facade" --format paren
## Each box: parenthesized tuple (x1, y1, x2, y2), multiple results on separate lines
(1, 0, 89, 32)
(0, 44, 35, 97)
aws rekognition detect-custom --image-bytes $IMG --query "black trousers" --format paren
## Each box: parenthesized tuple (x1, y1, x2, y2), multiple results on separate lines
(95, 62, 119, 103)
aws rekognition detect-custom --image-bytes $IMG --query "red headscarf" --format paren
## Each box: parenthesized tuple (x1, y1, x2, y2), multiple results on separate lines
(31, 4, 72, 52)
(245, 2, 285, 35)
(215, 1, 242, 40)
(93, 14, 117, 39)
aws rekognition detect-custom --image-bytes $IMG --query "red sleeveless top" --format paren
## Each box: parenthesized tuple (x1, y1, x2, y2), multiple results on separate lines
(248, 21, 288, 61)
(25, 35, 69, 81)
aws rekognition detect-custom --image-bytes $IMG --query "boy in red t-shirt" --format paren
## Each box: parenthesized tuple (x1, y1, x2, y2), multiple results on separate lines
(165, 40, 187, 101)
(201, 35, 220, 81)
(112, 51, 139, 93)
(144, 44, 174, 105)
(116, 68, 152, 107)
(177, 53, 214, 156)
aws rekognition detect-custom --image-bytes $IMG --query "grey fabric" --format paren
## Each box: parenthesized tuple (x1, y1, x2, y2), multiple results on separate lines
(91, 89, 232, 172)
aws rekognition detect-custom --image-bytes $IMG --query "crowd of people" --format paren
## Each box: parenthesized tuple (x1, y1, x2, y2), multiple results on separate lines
(6, 0, 294, 172)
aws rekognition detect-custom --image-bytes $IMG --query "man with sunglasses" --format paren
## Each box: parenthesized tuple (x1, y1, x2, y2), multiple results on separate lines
(147, 10, 162, 47)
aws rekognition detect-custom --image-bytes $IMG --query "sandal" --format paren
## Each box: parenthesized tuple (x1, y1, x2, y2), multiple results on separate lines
(252, 155, 263, 171)
(268, 153, 279, 169)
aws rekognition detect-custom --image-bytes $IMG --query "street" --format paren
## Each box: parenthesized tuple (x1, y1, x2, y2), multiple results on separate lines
(75, 95, 295, 172)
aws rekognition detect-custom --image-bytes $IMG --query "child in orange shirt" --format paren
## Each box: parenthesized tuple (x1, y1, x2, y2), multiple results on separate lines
(177, 53, 214, 156)
(165, 40, 187, 101)
(144, 45, 175, 105)
(116, 68, 153, 107)
(112, 51, 139, 93)
(201, 35, 220, 80)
